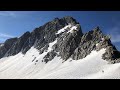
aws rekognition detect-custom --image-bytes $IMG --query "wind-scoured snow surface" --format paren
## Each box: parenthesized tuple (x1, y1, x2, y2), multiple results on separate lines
(0, 46, 120, 79)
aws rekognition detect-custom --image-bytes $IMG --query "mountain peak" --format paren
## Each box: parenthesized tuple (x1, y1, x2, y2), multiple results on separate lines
(93, 26, 100, 30)
(92, 26, 103, 34)
(62, 16, 75, 20)
(0, 16, 120, 64)
(61, 16, 79, 25)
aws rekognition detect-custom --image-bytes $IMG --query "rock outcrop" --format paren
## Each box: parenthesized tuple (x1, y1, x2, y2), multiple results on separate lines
(0, 38, 18, 58)
(6, 32, 31, 56)
(71, 27, 104, 59)
(71, 26, 120, 63)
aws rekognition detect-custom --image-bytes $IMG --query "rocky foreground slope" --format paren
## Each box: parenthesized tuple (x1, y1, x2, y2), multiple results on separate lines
(0, 16, 120, 64)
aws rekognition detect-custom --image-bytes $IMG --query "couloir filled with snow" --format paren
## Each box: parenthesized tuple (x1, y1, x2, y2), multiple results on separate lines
(0, 45, 120, 79)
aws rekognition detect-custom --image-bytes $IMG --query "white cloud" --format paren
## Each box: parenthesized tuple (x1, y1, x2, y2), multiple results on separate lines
(0, 33, 14, 42)
(107, 26, 120, 43)
(0, 33, 14, 38)
(111, 35, 120, 43)
(0, 11, 16, 17)
(0, 38, 7, 42)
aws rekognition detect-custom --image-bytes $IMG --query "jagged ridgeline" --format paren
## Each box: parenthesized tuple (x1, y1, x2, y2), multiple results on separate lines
(0, 16, 120, 64)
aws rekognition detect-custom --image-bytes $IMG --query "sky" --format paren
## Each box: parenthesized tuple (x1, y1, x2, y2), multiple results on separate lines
(0, 11, 120, 50)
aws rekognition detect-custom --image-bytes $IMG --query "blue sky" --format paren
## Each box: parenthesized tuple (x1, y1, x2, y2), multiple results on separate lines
(0, 11, 120, 50)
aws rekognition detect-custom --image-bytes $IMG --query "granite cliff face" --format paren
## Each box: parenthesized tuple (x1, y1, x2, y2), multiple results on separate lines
(0, 16, 120, 64)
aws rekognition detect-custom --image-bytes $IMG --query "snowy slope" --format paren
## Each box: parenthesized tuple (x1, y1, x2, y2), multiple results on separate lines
(0, 46, 120, 79)
(0, 23, 120, 79)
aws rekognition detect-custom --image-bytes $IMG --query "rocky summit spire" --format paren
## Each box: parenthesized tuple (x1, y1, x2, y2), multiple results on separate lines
(71, 26, 120, 64)
(0, 16, 82, 59)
